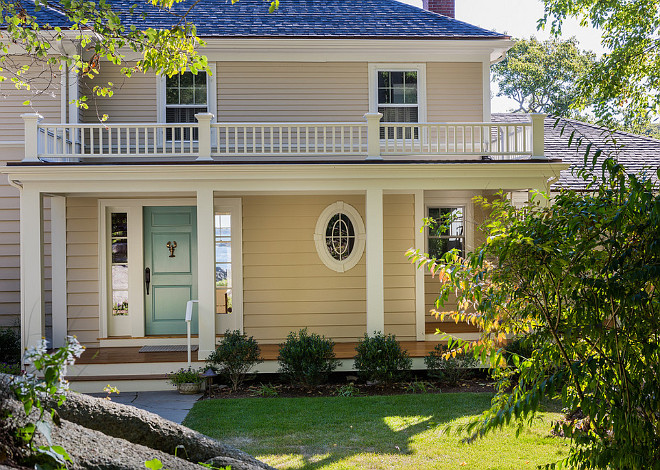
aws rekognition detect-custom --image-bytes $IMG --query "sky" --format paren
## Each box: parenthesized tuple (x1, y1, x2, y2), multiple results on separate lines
(400, 0, 604, 112)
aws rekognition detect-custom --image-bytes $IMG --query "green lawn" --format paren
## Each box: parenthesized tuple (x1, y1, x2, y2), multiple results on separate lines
(184, 393, 568, 470)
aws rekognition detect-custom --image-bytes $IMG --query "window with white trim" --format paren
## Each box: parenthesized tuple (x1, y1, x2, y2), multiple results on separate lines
(377, 71, 419, 125)
(166, 71, 208, 124)
(314, 202, 366, 272)
(427, 207, 465, 258)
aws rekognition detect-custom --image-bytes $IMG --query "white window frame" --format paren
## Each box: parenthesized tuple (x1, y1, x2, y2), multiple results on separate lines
(368, 63, 427, 123)
(156, 62, 217, 124)
(424, 197, 474, 258)
(314, 201, 366, 273)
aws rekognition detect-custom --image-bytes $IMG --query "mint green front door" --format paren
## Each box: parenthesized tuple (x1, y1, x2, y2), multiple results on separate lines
(144, 206, 198, 335)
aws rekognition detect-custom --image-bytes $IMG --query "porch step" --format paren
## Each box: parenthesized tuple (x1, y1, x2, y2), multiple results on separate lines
(67, 374, 168, 382)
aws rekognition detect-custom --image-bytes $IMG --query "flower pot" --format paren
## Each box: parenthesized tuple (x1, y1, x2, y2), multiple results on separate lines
(177, 382, 201, 394)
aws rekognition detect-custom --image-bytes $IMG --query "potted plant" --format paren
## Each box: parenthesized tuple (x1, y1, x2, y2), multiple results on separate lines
(167, 367, 203, 394)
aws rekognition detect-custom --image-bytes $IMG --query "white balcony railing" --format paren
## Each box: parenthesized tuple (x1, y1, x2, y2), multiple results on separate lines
(20, 112, 547, 162)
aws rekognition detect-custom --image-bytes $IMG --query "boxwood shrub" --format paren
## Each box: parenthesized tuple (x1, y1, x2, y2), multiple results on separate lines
(353, 332, 411, 383)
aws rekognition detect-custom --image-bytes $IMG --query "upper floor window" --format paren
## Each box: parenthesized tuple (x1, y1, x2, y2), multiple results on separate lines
(166, 71, 208, 124)
(427, 207, 465, 259)
(377, 71, 418, 124)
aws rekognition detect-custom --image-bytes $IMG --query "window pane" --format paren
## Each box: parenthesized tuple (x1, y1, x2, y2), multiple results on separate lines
(166, 88, 179, 105)
(378, 88, 390, 105)
(195, 72, 207, 85)
(404, 87, 418, 104)
(112, 291, 129, 316)
(428, 238, 448, 259)
(111, 213, 127, 237)
(112, 264, 128, 290)
(391, 71, 404, 85)
(447, 237, 464, 253)
(404, 71, 417, 85)
(179, 88, 194, 104)
(179, 72, 193, 87)
(379, 106, 418, 123)
(112, 238, 127, 263)
(195, 88, 207, 105)
(166, 75, 178, 88)
(216, 264, 229, 286)
(216, 242, 231, 263)
(378, 71, 390, 87)
(326, 212, 356, 261)
(392, 86, 405, 104)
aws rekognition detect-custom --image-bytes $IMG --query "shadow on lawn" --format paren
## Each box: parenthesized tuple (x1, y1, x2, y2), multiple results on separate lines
(251, 394, 495, 470)
(291, 412, 441, 470)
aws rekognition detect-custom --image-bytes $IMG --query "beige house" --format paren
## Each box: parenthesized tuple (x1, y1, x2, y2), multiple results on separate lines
(0, 0, 565, 391)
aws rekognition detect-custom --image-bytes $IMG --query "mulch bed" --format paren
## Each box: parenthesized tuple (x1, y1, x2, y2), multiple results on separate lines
(203, 372, 496, 400)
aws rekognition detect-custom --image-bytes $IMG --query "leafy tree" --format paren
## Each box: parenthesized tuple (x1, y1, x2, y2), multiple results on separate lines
(0, 0, 278, 105)
(492, 36, 595, 117)
(408, 161, 660, 468)
(540, 0, 660, 132)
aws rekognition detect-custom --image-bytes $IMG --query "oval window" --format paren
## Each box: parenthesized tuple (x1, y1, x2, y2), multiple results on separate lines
(314, 202, 365, 272)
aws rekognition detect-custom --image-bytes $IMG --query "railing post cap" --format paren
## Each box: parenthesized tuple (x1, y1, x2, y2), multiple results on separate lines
(20, 113, 43, 122)
(194, 112, 215, 122)
(363, 112, 383, 120)
(530, 113, 548, 120)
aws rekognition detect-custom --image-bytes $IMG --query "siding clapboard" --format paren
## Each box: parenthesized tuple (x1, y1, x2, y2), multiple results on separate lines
(426, 62, 484, 122)
(66, 198, 99, 346)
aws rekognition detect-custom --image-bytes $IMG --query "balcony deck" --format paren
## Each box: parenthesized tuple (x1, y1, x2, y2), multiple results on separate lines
(20, 113, 547, 163)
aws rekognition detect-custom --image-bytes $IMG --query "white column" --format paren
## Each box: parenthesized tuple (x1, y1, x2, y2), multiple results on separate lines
(50, 196, 67, 348)
(364, 112, 383, 160)
(413, 190, 426, 341)
(366, 189, 384, 334)
(195, 113, 214, 161)
(530, 113, 547, 160)
(21, 114, 43, 162)
(20, 185, 44, 353)
(197, 188, 216, 358)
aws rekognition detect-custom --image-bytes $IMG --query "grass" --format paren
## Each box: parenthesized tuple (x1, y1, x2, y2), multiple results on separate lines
(184, 393, 568, 469)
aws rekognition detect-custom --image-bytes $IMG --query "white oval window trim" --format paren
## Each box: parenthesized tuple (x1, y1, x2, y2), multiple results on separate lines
(314, 201, 366, 273)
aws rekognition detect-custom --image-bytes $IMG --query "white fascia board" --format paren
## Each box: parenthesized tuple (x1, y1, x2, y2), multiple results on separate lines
(200, 38, 515, 63)
(64, 37, 513, 63)
(3, 162, 570, 193)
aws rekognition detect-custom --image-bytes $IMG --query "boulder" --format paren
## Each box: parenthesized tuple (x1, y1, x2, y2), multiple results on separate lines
(51, 392, 274, 470)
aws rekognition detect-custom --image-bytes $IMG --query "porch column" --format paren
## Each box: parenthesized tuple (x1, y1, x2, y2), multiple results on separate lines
(50, 196, 67, 348)
(413, 190, 426, 341)
(20, 184, 45, 353)
(197, 188, 216, 358)
(366, 189, 384, 334)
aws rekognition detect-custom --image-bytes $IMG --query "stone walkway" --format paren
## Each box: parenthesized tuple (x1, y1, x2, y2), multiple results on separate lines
(88, 390, 202, 424)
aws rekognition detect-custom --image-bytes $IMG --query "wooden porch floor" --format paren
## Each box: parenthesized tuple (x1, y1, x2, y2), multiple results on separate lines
(77, 341, 445, 365)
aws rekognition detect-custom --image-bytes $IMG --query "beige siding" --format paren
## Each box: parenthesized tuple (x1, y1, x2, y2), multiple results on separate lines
(383, 194, 416, 340)
(66, 198, 99, 346)
(218, 62, 369, 122)
(242, 195, 367, 343)
(81, 63, 158, 123)
(426, 62, 483, 122)
(242, 194, 418, 343)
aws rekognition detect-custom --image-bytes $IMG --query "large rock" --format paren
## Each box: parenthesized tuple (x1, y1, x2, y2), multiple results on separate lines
(4, 397, 204, 470)
(51, 392, 274, 470)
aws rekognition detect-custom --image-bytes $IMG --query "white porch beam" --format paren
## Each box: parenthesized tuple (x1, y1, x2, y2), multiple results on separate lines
(197, 188, 216, 358)
(365, 189, 384, 334)
(50, 196, 67, 348)
(20, 185, 45, 353)
(413, 190, 426, 341)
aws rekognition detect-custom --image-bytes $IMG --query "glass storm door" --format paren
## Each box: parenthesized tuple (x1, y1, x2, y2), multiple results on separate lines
(144, 206, 198, 335)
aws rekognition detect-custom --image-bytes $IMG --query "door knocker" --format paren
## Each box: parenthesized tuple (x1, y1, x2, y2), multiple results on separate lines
(166, 241, 177, 257)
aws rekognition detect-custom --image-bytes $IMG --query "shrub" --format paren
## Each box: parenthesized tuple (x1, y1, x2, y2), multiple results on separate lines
(0, 327, 20, 366)
(277, 328, 340, 387)
(167, 367, 203, 386)
(207, 330, 262, 391)
(353, 332, 411, 383)
(424, 344, 477, 386)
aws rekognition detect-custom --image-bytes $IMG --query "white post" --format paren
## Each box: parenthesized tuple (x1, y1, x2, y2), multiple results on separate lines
(364, 112, 383, 160)
(50, 196, 67, 348)
(20, 184, 44, 354)
(365, 189, 384, 334)
(21, 114, 43, 162)
(530, 113, 547, 160)
(197, 188, 216, 358)
(185, 300, 199, 367)
(195, 113, 214, 161)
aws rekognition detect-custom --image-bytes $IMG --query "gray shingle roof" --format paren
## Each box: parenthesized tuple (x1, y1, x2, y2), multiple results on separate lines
(16, 0, 508, 39)
(492, 113, 660, 191)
